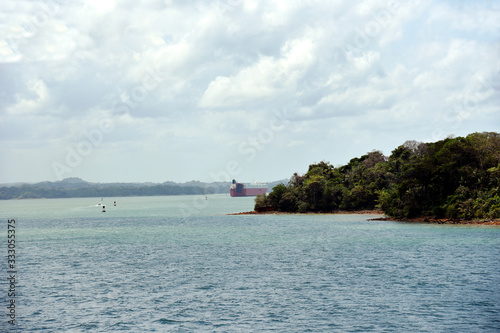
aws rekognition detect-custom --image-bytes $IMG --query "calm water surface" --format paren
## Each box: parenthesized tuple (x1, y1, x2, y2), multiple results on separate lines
(1, 195, 499, 332)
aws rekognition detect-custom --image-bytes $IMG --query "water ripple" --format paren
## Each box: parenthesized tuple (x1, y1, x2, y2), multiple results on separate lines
(6, 197, 500, 332)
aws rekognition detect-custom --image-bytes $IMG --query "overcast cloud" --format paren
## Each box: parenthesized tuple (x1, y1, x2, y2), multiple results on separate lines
(1, 0, 499, 184)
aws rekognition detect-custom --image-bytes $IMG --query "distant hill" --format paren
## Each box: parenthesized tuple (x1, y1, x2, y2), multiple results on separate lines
(0, 178, 286, 200)
(267, 179, 289, 189)
(0, 178, 225, 199)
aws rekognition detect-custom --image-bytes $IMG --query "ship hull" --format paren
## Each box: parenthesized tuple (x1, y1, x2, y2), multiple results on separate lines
(230, 181, 268, 197)
(230, 187, 267, 197)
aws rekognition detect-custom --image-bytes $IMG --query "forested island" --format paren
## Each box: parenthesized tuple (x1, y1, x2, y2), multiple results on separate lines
(254, 132, 500, 221)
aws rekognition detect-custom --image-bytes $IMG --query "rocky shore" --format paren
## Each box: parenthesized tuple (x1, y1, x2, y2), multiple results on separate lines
(229, 210, 384, 216)
(230, 210, 500, 225)
(369, 216, 500, 225)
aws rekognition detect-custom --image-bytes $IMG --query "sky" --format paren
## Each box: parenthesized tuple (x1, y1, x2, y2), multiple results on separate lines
(0, 0, 499, 184)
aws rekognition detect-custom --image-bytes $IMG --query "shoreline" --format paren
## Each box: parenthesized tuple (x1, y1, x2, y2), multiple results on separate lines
(369, 216, 500, 225)
(230, 210, 500, 225)
(229, 209, 384, 216)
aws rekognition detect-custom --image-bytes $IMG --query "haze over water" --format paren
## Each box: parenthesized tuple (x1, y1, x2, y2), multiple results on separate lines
(1, 195, 499, 332)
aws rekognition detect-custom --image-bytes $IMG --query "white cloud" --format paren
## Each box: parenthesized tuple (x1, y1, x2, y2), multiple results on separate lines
(87, 0, 116, 13)
(0, 0, 499, 183)
(6, 78, 53, 115)
(199, 37, 315, 108)
(429, 2, 500, 34)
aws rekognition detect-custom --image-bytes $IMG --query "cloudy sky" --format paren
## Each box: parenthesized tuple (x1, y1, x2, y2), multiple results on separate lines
(1, 0, 499, 184)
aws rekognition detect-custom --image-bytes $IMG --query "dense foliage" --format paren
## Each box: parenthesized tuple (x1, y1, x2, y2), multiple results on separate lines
(255, 132, 500, 220)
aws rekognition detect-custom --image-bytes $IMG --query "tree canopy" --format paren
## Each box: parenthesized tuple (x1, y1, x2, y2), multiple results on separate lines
(255, 132, 500, 220)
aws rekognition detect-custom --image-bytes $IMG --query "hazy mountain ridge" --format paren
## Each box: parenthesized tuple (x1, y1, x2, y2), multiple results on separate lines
(0, 178, 288, 200)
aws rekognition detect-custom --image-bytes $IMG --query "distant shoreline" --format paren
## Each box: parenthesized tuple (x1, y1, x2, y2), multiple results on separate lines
(230, 210, 500, 225)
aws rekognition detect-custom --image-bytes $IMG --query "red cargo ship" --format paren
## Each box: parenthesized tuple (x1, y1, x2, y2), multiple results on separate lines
(230, 179, 268, 197)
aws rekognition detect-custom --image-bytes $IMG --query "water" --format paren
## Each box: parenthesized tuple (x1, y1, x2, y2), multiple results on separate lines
(1, 194, 499, 332)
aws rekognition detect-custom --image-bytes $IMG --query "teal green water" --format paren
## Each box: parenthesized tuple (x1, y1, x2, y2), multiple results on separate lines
(1, 195, 499, 332)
